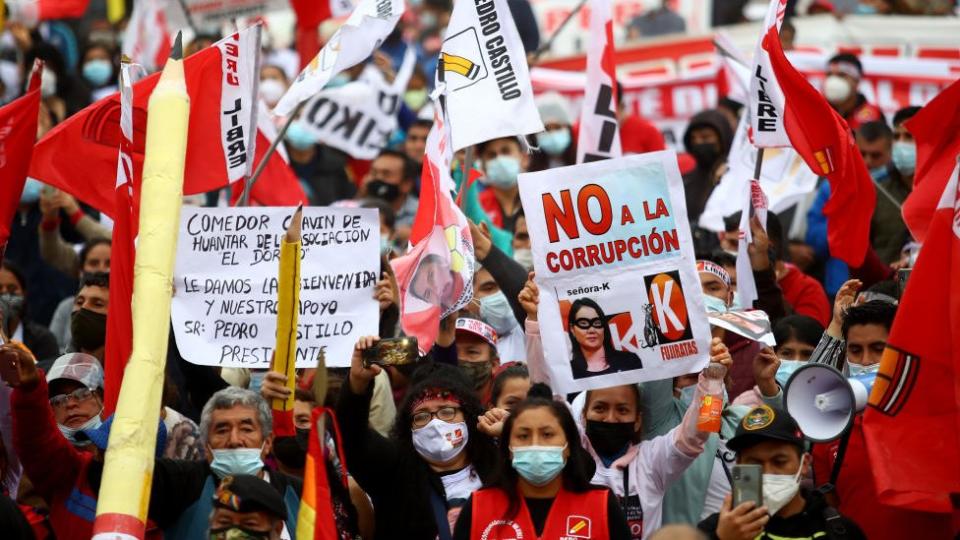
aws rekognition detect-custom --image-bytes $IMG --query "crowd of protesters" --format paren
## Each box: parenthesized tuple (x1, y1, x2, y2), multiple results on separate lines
(0, 1, 957, 539)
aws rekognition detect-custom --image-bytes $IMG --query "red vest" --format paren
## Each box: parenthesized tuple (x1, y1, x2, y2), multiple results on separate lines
(470, 486, 610, 540)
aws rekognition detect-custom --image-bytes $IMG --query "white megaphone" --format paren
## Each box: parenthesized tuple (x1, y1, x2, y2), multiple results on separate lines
(783, 363, 877, 442)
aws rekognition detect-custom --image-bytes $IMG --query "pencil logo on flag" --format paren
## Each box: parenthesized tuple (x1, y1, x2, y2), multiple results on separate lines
(440, 28, 488, 91)
(565, 515, 592, 538)
(868, 346, 920, 416)
(441, 52, 480, 80)
(813, 148, 835, 175)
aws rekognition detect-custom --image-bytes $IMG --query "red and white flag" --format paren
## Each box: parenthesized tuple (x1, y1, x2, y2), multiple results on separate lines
(902, 77, 960, 243)
(864, 160, 960, 513)
(735, 179, 768, 310)
(229, 100, 307, 206)
(764, 16, 875, 267)
(576, 0, 621, 163)
(122, 0, 172, 73)
(103, 61, 143, 416)
(30, 27, 263, 219)
(6, 0, 90, 23)
(390, 100, 474, 353)
(0, 61, 42, 261)
(749, 0, 789, 148)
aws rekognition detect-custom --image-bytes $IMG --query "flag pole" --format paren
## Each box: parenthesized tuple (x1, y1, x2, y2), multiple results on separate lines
(532, 0, 588, 61)
(92, 32, 190, 540)
(872, 177, 903, 210)
(240, 101, 306, 206)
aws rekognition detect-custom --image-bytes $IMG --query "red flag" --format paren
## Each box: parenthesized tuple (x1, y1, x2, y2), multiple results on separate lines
(122, 0, 172, 73)
(30, 27, 263, 219)
(863, 162, 960, 513)
(8, 0, 90, 23)
(230, 102, 307, 206)
(390, 104, 474, 352)
(763, 24, 875, 267)
(0, 61, 42, 257)
(902, 78, 960, 243)
(102, 62, 140, 416)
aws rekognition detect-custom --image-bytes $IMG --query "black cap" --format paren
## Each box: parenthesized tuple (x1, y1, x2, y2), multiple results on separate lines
(727, 405, 805, 453)
(213, 475, 287, 520)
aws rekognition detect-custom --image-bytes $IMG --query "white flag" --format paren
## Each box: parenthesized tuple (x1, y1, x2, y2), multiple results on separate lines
(576, 0, 622, 163)
(749, 0, 789, 148)
(122, 0, 173, 73)
(735, 179, 769, 310)
(274, 0, 404, 117)
(438, 0, 543, 151)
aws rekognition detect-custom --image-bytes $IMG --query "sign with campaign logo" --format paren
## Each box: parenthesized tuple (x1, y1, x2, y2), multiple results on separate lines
(518, 151, 711, 393)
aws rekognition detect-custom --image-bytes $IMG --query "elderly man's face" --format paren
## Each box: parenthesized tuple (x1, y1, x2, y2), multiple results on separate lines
(49, 379, 103, 428)
(209, 507, 283, 540)
(206, 405, 272, 460)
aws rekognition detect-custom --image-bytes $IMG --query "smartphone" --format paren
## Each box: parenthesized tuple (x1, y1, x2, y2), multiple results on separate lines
(731, 464, 763, 508)
(362, 337, 419, 368)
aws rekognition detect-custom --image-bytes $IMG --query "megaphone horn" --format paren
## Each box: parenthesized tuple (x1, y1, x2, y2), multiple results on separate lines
(783, 363, 876, 443)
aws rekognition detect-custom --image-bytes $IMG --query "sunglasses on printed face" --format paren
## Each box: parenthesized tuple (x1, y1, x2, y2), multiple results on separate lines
(573, 317, 604, 330)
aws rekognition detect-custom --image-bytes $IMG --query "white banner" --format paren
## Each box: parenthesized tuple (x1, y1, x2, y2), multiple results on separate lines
(274, 0, 404, 116)
(439, 0, 544, 150)
(172, 206, 380, 368)
(518, 152, 711, 393)
(576, 0, 622, 163)
(299, 80, 399, 160)
(699, 114, 818, 233)
(181, 0, 289, 27)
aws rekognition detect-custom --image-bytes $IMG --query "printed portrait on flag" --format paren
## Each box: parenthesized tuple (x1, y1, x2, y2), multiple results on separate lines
(518, 152, 711, 393)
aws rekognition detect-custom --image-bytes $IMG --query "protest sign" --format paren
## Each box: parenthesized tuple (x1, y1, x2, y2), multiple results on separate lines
(171, 206, 379, 369)
(708, 310, 775, 346)
(300, 81, 399, 160)
(518, 151, 711, 393)
(181, 0, 288, 27)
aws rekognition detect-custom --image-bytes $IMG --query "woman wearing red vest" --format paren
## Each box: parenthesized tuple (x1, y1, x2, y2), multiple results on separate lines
(453, 395, 631, 539)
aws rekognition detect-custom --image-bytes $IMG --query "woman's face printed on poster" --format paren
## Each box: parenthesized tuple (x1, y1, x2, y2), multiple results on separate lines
(571, 304, 605, 354)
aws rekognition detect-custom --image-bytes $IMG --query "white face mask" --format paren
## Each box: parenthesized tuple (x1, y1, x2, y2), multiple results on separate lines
(259, 78, 286, 107)
(41, 67, 58, 98)
(513, 248, 534, 270)
(411, 418, 468, 464)
(59, 413, 103, 446)
(762, 456, 805, 515)
(823, 75, 852, 105)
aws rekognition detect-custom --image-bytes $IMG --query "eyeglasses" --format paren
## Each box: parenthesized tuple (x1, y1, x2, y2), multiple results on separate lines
(49, 387, 95, 409)
(412, 406, 460, 428)
(573, 317, 604, 330)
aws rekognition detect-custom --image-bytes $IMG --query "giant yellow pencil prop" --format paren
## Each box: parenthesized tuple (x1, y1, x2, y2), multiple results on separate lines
(271, 205, 303, 412)
(92, 33, 190, 540)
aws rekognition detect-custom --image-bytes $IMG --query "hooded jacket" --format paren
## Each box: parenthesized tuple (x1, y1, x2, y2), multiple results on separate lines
(681, 110, 735, 225)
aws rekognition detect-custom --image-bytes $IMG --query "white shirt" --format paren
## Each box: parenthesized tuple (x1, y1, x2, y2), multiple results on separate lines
(496, 325, 527, 364)
(440, 464, 483, 504)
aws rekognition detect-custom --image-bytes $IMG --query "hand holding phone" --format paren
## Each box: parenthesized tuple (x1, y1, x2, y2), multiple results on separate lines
(361, 337, 419, 368)
(732, 464, 763, 508)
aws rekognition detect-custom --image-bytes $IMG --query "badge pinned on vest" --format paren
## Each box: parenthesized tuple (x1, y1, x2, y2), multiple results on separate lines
(565, 515, 592, 538)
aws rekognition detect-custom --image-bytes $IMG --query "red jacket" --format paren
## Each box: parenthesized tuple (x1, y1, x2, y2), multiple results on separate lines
(844, 97, 883, 132)
(778, 263, 831, 327)
(11, 376, 161, 540)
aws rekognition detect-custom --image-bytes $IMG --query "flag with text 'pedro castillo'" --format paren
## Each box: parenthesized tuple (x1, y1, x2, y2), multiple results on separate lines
(30, 27, 262, 219)
(0, 61, 41, 261)
(763, 20, 874, 267)
(902, 77, 960, 243)
(864, 162, 960, 514)
(576, 0, 621, 163)
(748, 0, 789, 148)
(439, 0, 543, 151)
(391, 99, 475, 353)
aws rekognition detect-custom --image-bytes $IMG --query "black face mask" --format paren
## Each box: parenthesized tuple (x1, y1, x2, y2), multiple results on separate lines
(688, 142, 721, 168)
(458, 360, 492, 393)
(273, 427, 310, 469)
(367, 179, 401, 202)
(585, 419, 635, 457)
(71, 308, 107, 351)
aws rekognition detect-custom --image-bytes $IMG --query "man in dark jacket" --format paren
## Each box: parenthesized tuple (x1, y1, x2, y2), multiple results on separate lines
(682, 109, 734, 254)
(698, 405, 866, 540)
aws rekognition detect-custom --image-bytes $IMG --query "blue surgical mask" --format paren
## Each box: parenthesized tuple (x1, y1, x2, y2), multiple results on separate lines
(20, 178, 43, 204)
(285, 121, 317, 151)
(870, 165, 889, 181)
(775, 359, 806, 387)
(703, 295, 729, 314)
(678, 384, 697, 409)
(537, 128, 571, 156)
(892, 141, 916, 175)
(855, 3, 878, 14)
(327, 73, 351, 89)
(210, 446, 265, 478)
(511, 444, 566, 486)
(82, 59, 113, 87)
(380, 237, 393, 256)
(729, 291, 743, 311)
(847, 362, 880, 377)
(483, 156, 522, 189)
(479, 291, 517, 335)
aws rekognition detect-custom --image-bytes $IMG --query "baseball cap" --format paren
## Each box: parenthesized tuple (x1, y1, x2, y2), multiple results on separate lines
(455, 317, 498, 348)
(46, 353, 104, 390)
(79, 414, 168, 459)
(727, 405, 805, 452)
(213, 475, 287, 521)
(536, 92, 573, 126)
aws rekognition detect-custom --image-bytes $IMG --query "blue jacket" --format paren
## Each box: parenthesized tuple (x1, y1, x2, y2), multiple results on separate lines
(806, 180, 849, 296)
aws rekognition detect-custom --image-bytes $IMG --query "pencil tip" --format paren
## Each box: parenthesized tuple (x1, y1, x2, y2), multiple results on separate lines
(171, 32, 183, 60)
